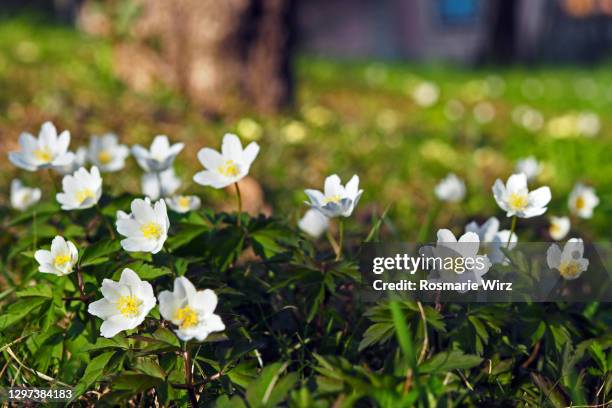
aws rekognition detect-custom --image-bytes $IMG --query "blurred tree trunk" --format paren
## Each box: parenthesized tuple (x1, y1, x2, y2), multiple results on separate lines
(479, 0, 518, 64)
(78, 0, 294, 116)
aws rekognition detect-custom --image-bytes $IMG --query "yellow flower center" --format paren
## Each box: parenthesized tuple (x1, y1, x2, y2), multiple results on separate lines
(75, 188, 95, 204)
(34, 148, 52, 163)
(549, 224, 560, 235)
(508, 192, 528, 211)
(559, 261, 581, 279)
(98, 150, 113, 165)
(218, 160, 240, 177)
(53, 254, 71, 268)
(116, 295, 142, 317)
(177, 196, 191, 209)
(575, 196, 585, 210)
(174, 306, 199, 329)
(141, 222, 162, 239)
(323, 194, 342, 204)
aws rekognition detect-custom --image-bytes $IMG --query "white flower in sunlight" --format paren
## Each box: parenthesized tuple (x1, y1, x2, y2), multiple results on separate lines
(8, 121, 75, 171)
(165, 195, 201, 214)
(304, 174, 363, 218)
(492, 173, 551, 218)
(56, 166, 103, 210)
(576, 112, 600, 137)
(193, 133, 260, 189)
(56, 147, 88, 175)
(141, 167, 182, 200)
(298, 208, 329, 238)
(411, 81, 439, 107)
(132, 135, 184, 173)
(10, 179, 41, 211)
(435, 173, 466, 203)
(55, 166, 102, 210)
(34, 236, 78, 276)
(420, 229, 491, 289)
(547, 238, 588, 280)
(473, 101, 496, 124)
(158, 277, 225, 341)
(88, 268, 156, 338)
(568, 183, 599, 219)
(88, 133, 130, 172)
(465, 217, 517, 265)
(515, 156, 540, 182)
(116, 198, 169, 254)
(549, 216, 570, 241)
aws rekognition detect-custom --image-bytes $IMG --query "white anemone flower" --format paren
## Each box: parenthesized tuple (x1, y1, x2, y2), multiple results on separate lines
(412, 81, 439, 108)
(165, 195, 201, 214)
(193, 133, 260, 189)
(547, 238, 588, 280)
(304, 174, 363, 218)
(549, 216, 570, 241)
(420, 229, 491, 290)
(56, 166, 103, 210)
(10, 179, 41, 211)
(298, 208, 330, 238)
(132, 135, 184, 173)
(9, 121, 75, 171)
(34, 236, 78, 276)
(88, 133, 130, 172)
(568, 183, 599, 219)
(465, 217, 517, 265)
(435, 173, 466, 203)
(88, 268, 156, 338)
(116, 198, 169, 254)
(55, 147, 88, 175)
(141, 167, 181, 200)
(492, 173, 551, 218)
(158, 277, 225, 342)
(515, 156, 540, 182)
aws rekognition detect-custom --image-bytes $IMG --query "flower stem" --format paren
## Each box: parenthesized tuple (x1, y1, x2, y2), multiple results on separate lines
(234, 182, 242, 227)
(417, 201, 441, 243)
(507, 216, 517, 248)
(32, 210, 37, 251)
(47, 169, 59, 194)
(156, 171, 166, 199)
(96, 203, 115, 239)
(335, 219, 344, 261)
(163, 247, 176, 277)
(76, 267, 86, 299)
(182, 343, 198, 407)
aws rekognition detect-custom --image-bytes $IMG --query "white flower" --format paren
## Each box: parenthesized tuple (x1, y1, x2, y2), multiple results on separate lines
(549, 216, 570, 241)
(8, 121, 75, 171)
(412, 81, 439, 107)
(568, 183, 599, 219)
(465, 217, 517, 265)
(492, 173, 551, 218)
(116, 198, 169, 254)
(10, 179, 41, 211)
(193, 133, 260, 189)
(304, 174, 363, 218)
(141, 167, 182, 200)
(56, 166, 103, 210)
(420, 229, 491, 290)
(298, 208, 329, 238)
(434, 173, 466, 203)
(34, 236, 78, 276)
(158, 277, 225, 341)
(88, 133, 130, 172)
(88, 268, 156, 338)
(132, 135, 184, 173)
(515, 156, 540, 182)
(55, 147, 88, 175)
(547, 238, 588, 280)
(165, 195, 201, 214)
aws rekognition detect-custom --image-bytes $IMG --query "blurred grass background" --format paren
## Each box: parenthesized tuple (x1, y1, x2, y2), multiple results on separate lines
(1, 14, 611, 241)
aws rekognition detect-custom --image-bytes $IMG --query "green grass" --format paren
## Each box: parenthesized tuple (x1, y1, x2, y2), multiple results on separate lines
(1, 15, 611, 240)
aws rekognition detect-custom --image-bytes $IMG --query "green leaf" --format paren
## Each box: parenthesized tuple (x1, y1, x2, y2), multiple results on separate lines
(116, 261, 171, 280)
(16, 284, 52, 299)
(73, 351, 116, 398)
(134, 358, 166, 380)
(358, 322, 394, 351)
(419, 350, 483, 373)
(80, 240, 121, 267)
(246, 362, 292, 408)
(167, 223, 209, 251)
(0, 298, 49, 330)
(84, 336, 130, 351)
(216, 395, 248, 408)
